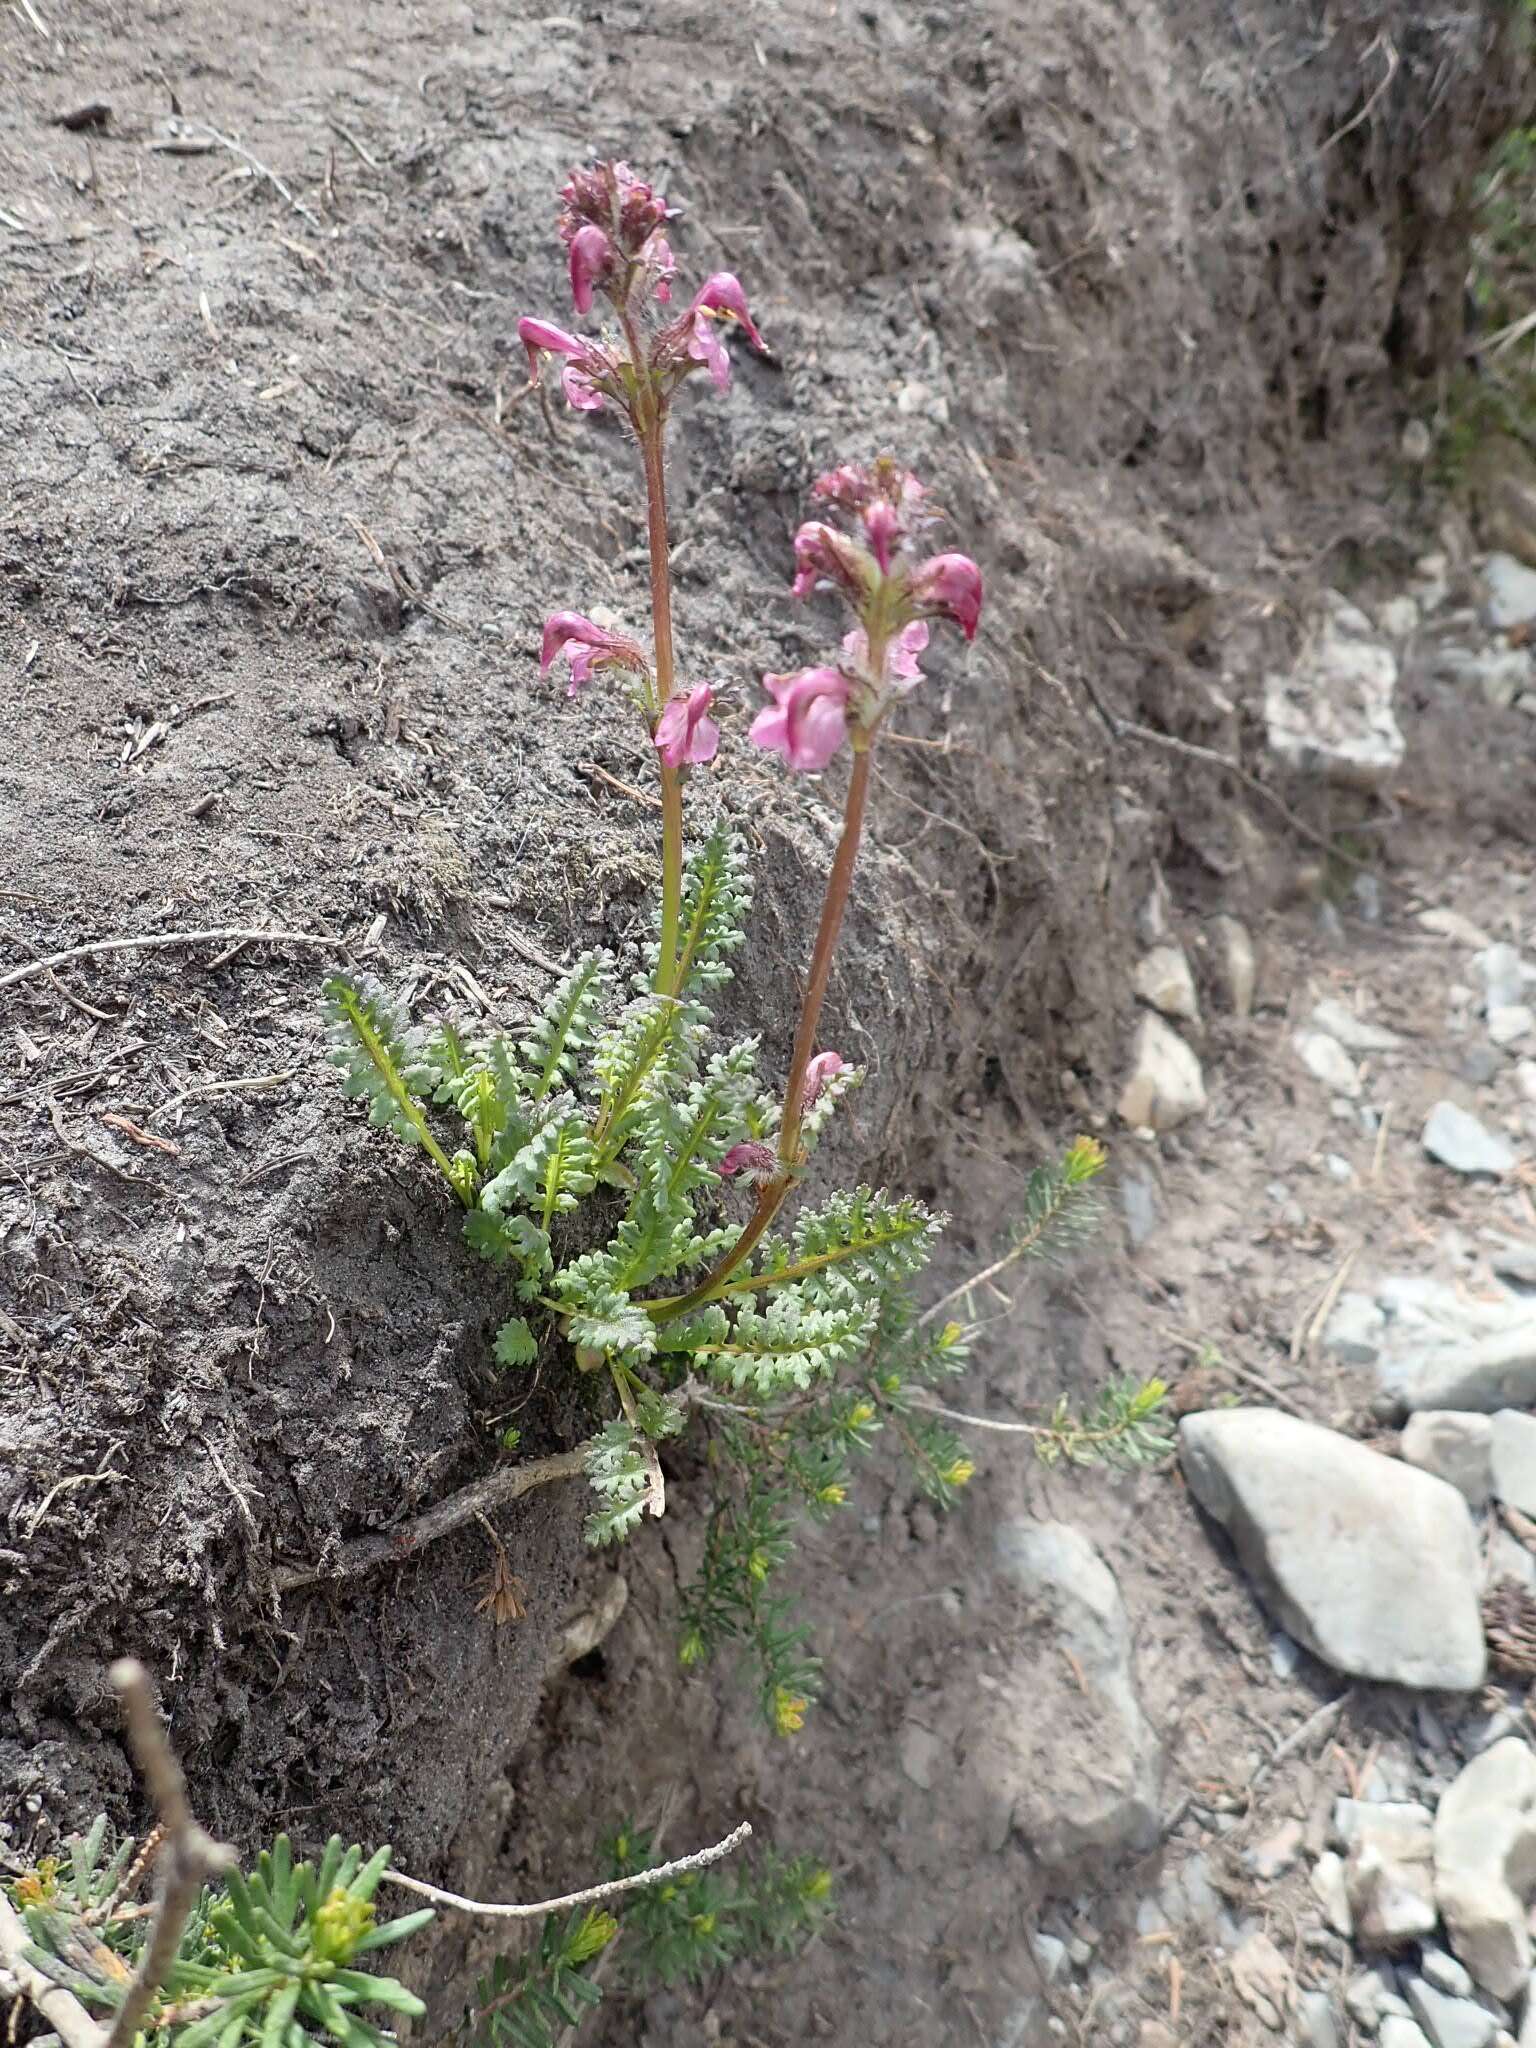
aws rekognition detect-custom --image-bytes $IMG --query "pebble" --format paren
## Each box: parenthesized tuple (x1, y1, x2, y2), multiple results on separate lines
(1488, 1004, 1534, 1047)
(1032, 1932, 1069, 1983)
(1133, 943, 1201, 1024)
(1518, 1061, 1536, 1104)
(1313, 996, 1405, 1051)
(1399, 1411, 1494, 1506)
(1336, 1800, 1439, 1946)
(1381, 2019, 1435, 2048)
(1296, 1029, 1363, 1097)
(1179, 1409, 1486, 1689)
(1433, 1738, 1536, 2001)
(1265, 592, 1404, 791)
(1366, 1274, 1536, 1412)
(1347, 1964, 1410, 2029)
(1299, 1988, 1344, 2048)
(1118, 1014, 1207, 1131)
(1121, 1169, 1158, 1249)
(1490, 1410, 1536, 1514)
(1476, 945, 1528, 1012)
(1419, 1948, 1474, 1999)
(1377, 595, 1421, 640)
(1269, 1629, 1302, 1678)
(1311, 1849, 1354, 1936)
(1405, 1978, 1498, 2048)
(1326, 1290, 1387, 1364)
(1213, 914, 1256, 1018)
(1422, 1101, 1517, 1177)
(1420, 908, 1494, 948)
(1480, 551, 1536, 628)
(1326, 1152, 1355, 1181)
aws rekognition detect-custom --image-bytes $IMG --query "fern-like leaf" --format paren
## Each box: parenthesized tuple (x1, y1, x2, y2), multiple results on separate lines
(520, 952, 609, 1102)
(324, 974, 471, 1200)
(659, 828, 754, 999)
(480, 1111, 598, 1233)
(695, 1290, 877, 1398)
(743, 1187, 940, 1307)
(583, 1421, 652, 1546)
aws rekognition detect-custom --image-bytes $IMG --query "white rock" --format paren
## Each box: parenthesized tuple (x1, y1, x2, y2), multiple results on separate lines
(1518, 1061, 1536, 1105)
(1477, 945, 1528, 1012)
(1369, 1275, 1536, 1412)
(1381, 2020, 1435, 2048)
(1265, 594, 1405, 792)
(1134, 943, 1201, 1024)
(1213, 915, 1256, 1018)
(1400, 1412, 1494, 1506)
(1405, 1979, 1498, 2048)
(1489, 1005, 1535, 1048)
(1326, 1290, 1388, 1364)
(1423, 1102, 1518, 1177)
(1421, 909, 1495, 948)
(1137, 866, 1172, 945)
(1336, 1801, 1439, 1946)
(1313, 996, 1406, 1052)
(1118, 1014, 1206, 1131)
(1032, 1931, 1070, 1983)
(985, 1521, 1161, 1864)
(1377, 595, 1421, 640)
(1299, 1988, 1343, 2048)
(1481, 552, 1536, 629)
(1348, 1964, 1410, 2029)
(1491, 1411, 1536, 1515)
(1178, 1409, 1486, 1690)
(1297, 1029, 1363, 1097)
(1436, 647, 1535, 708)
(1419, 1948, 1474, 1999)
(1311, 1849, 1354, 1936)
(1434, 1738, 1536, 2002)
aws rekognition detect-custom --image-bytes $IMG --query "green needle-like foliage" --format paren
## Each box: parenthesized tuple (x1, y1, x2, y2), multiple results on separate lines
(10, 1822, 431, 2048)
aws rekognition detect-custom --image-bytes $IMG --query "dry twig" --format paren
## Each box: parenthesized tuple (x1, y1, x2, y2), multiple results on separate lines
(0, 929, 337, 997)
(381, 1821, 753, 1921)
(0, 1893, 105, 2048)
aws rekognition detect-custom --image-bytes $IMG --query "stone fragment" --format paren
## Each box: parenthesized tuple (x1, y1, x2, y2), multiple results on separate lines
(1419, 1948, 1474, 1999)
(1435, 647, 1534, 708)
(982, 1521, 1161, 1865)
(1118, 1014, 1206, 1131)
(1213, 914, 1256, 1018)
(1031, 1931, 1069, 1983)
(1476, 945, 1528, 1012)
(1433, 1737, 1536, 2002)
(1400, 1412, 1494, 1506)
(1368, 1275, 1536, 1413)
(1312, 996, 1406, 1051)
(1491, 1411, 1536, 1516)
(1179, 1409, 1486, 1690)
(1296, 1029, 1362, 1097)
(1420, 909, 1495, 948)
(1490, 1240, 1536, 1289)
(1134, 943, 1200, 1024)
(1423, 1102, 1517, 1177)
(1347, 1964, 1410, 2029)
(1310, 1849, 1354, 1936)
(1336, 1800, 1439, 1947)
(1265, 593, 1404, 791)
(1247, 1817, 1304, 1880)
(1489, 1005, 1535, 1048)
(1483, 552, 1536, 626)
(1517, 1061, 1536, 1105)
(1326, 1290, 1387, 1364)
(1405, 1977, 1499, 2048)
(1299, 1988, 1343, 2048)
(1377, 595, 1421, 641)
(1380, 2020, 1434, 2048)
(1229, 1928, 1294, 2031)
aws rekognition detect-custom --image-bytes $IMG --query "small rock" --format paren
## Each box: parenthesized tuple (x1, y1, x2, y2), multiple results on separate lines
(1326, 1152, 1355, 1182)
(1477, 946, 1528, 1012)
(1370, 1274, 1536, 1412)
(1134, 943, 1200, 1024)
(1490, 1411, 1536, 1515)
(1265, 593, 1404, 791)
(1348, 1964, 1409, 2029)
(1423, 1102, 1517, 1177)
(1121, 1170, 1158, 1249)
(1311, 1849, 1355, 1936)
(1230, 1928, 1294, 2031)
(1377, 595, 1421, 640)
(1247, 1817, 1304, 1880)
(1419, 1948, 1475, 1999)
(1436, 647, 1535, 708)
(1269, 1629, 1302, 1678)
(1490, 1240, 1536, 1289)
(1381, 2019, 1435, 2048)
(1434, 1738, 1536, 2001)
(1179, 1409, 1487, 1690)
(1400, 1412, 1494, 1506)
(898, 1718, 943, 1790)
(1518, 1061, 1536, 1105)
(1213, 914, 1257, 1018)
(1489, 1005, 1535, 1048)
(1405, 1977, 1499, 2048)
(1336, 1801, 1439, 1946)
(1421, 908, 1495, 948)
(1032, 1931, 1069, 1983)
(1118, 1014, 1207, 1131)
(1299, 1989, 1342, 2048)
(1137, 867, 1172, 945)
(1464, 1044, 1506, 1088)
(1313, 997, 1406, 1052)
(1326, 1290, 1388, 1364)
(1297, 1029, 1363, 1097)
(1481, 552, 1536, 628)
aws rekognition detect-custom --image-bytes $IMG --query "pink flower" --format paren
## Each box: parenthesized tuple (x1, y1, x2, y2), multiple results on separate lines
(517, 317, 612, 412)
(720, 1140, 777, 1184)
(559, 161, 675, 257)
(790, 521, 875, 604)
(801, 1051, 846, 1109)
(685, 273, 766, 390)
(539, 612, 649, 694)
(840, 620, 929, 691)
(749, 667, 852, 773)
(863, 499, 900, 572)
(910, 552, 983, 641)
(653, 684, 720, 767)
(562, 365, 604, 411)
(568, 224, 615, 314)
(641, 230, 675, 302)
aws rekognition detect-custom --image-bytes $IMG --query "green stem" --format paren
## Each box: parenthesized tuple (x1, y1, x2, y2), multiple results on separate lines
(653, 739, 877, 1322)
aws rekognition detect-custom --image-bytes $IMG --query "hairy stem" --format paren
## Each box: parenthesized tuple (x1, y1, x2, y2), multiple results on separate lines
(639, 417, 685, 996)
(655, 741, 876, 1321)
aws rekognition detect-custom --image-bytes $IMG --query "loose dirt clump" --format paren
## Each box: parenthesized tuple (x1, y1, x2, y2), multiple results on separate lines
(1, 2, 1529, 2044)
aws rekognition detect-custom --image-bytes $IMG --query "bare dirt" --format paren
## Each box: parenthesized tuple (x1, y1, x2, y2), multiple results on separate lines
(2, 1, 1533, 2044)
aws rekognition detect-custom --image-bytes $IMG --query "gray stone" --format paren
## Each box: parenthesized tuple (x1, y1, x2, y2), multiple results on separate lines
(1400, 1412, 1494, 1506)
(898, 1718, 944, 1790)
(1489, 1006, 1535, 1048)
(1378, 595, 1421, 641)
(1421, 908, 1495, 948)
(1436, 647, 1535, 709)
(1347, 1964, 1408, 2029)
(1381, 2020, 1435, 2048)
(1405, 1978, 1499, 2048)
(1370, 1275, 1536, 1413)
(1300, 1989, 1344, 2048)
(1518, 1060, 1536, 1105)
(1477, 945, 1528, 1013)
(1327, 1290, 1388, 1364)
(1434, 1738, 1536, 2002)
(1313, 996, 1406, 1052)
(1134, 943, 1200, 1023)
(1179, 1409, 1486, 1690)
(1423, 1102, 1518, 1177)
(1032, 1932, 1069, 1983)
(1121, 1170, 1158, 1249)
(1246, 1816, 1304, 1879)
(1265, 593, 1404, 791)
(1336, 1801, 1439, 1947)
(1420, 1949, 1475, 1999)
(1118, 1013, 1206, 1131)
(987, 1521, 1161, 1864)
(1269, 1629, 1302, 1678)
(1297, 1029, 1363, 1097)
(1481, 551, 1536, 629)
(1311, 1849, 1354, 1936)
(1213, 914, 1256, 1019)
(1491, 1411, 1536, 1515)
(1490, 1240, 1536, 1289)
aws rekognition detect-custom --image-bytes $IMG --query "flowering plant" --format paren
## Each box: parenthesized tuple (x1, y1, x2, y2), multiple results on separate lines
(325, 162, 1104, 1730)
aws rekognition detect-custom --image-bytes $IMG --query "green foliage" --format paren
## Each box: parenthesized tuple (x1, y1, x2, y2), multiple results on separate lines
(10, 1822, 431, 2048)
(583, 1420, 654, 1546)
(1026, 1375, 1174, 1468)
(466, 1911, 612, 2048)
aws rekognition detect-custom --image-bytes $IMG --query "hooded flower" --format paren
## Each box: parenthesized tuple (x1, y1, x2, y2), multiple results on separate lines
(567, 223, 616, 314)
(652, 684, 720, 767)
(719, 1140, 777, 1184)
(909, 551, 983, 641)
(539, 612, 650, 694)
(748, 667, 852, 773)
(790, 521, 876, 605)
(682, 273, 767, 390)
(801, 1051, 847, 1109)
(517, 318, 615, 412)
(841, 620, 929, 691)
(559, 160, 675, 257)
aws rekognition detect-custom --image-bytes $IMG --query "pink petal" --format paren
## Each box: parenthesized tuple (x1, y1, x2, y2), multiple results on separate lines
(561, 365, 605, 411)
(568, 224, 614, 315)
(518, 316, 585, 376)
(688, 310, 732, 391)
(911, 552, 983, 641)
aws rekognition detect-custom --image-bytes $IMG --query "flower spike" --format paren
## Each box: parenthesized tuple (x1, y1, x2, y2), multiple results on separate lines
(749, 668, 853, 774)
(653, 684, 720, 767)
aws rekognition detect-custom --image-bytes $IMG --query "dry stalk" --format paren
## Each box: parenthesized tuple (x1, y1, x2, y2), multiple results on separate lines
(381, 1821, 752, 1921)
